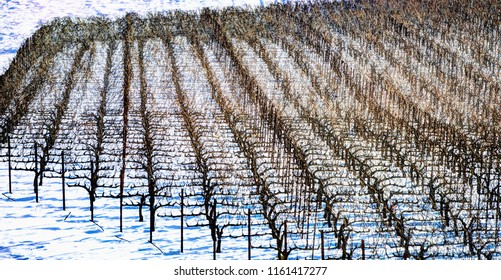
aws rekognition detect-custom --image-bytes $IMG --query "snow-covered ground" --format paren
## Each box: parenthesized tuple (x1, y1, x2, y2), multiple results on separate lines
(0, 0, 293, 261)
(1, 3, 500, 277)
(0, 161, 280, 260)
(0, 0, 288, 75)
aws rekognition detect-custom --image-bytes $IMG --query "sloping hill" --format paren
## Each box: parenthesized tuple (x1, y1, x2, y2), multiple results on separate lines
(0, 0, 500, 259)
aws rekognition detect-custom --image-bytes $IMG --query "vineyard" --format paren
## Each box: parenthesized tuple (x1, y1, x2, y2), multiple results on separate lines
(0, 0, 500, 260)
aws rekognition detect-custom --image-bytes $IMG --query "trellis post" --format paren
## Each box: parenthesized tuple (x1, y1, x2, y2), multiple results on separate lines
(7, 136, 12, 194)
(320, 230, 325, 260)
(61, 151, 66, 210)
(283, 220, 288, 259)
(213, 199, 217, 260)
(361, 239, 365, 260)
(248, 209, 251, 260)
(34, 142, 39, 203)
(181, 188, 184, 253)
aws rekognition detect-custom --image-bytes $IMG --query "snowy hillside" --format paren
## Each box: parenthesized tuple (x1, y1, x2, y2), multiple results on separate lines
(0, 0, 500, 260)
(0, 0, 286, 74)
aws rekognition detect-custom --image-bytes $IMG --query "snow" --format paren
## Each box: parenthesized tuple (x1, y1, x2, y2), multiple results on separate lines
(0, 0, 289, 75)
(0, 0, 297, 261)
(0, 163, 273, 260)
(1, 0, 500, 270)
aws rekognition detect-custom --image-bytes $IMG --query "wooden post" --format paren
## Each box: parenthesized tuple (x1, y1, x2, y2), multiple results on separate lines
(7, 136, 12, 194)
(361, 239, 365, 260)
(181, 189, 184, 253)
(248, 209, 251, 260)
(149, 220, 153, 244)
(321, 230, 325, 260)
(213, 199, 217, 260)
(119, 167, 124, 232)
(283, 220, 287, 260)
(34, 142, 38, 203)
(90, 161, 95, 223)
(61, 151, 66, 211)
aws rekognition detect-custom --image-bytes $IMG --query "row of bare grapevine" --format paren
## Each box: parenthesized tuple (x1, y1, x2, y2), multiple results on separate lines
(1, 0, 499, 259)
